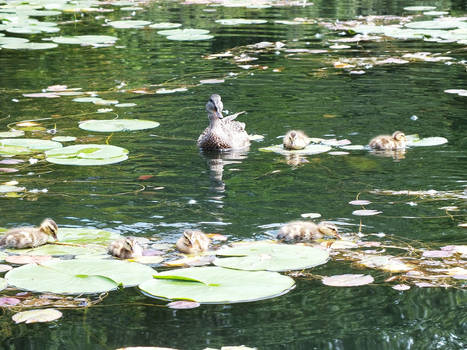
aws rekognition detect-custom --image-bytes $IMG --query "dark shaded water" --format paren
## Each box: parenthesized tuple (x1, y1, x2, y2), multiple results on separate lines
(0, 0, 466, 349)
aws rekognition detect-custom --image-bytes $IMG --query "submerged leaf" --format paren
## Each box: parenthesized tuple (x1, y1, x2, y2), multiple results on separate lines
(12, 308, 62, 324)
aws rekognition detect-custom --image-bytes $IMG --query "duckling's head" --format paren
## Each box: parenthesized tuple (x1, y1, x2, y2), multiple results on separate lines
(283, 130, 309, 150)
(176, 229, 210, 253)
(317, 222, 340, 238)
(39, 218, 58, 240)
(392, 131, 406, 142)
(206, 94, 223, 118)
(123, 238, 143, 257)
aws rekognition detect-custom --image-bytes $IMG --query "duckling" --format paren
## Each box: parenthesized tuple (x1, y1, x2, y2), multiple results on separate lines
(0, 218, 58, 249)
(108, 237, 143, 259)
(283, 130, 311, 150)
(276, 221, 340, 242)
(197, 94, 250, 150)
(176, 230, 210, 254)
(369, 131, 407, 150)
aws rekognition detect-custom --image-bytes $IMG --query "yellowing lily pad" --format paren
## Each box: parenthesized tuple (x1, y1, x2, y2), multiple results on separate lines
(259, 144, 331, 155)
(79, 119, 160, 132)
(139, 266, 295, 304)
(12, 308, 62, 324)
(6, 259, 155, 294)
(45, 144, 128, 166)
(214, 242, 329, 271)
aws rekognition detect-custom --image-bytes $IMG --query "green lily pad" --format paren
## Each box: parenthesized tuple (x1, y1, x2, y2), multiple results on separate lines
(0, 138, 62, 155)
(0, 277, 7, 292)
(107, 20, 151, 28)
(406, 135, 448, 147)
(45, 144, 128, 166)
(259, 144, 331, 155)
(166, 34, 213, 41)
(139, 266, 295, 304)
(51, 136, 76, 142)
(8, 228, 122, 256)
(72, 97, 103, 103)
(157, 28, 209, 36)
(49, 35, 118, 46)
(405, 20, 461, 30)
(0, 185, 25, 193)
(215, 18, 267, 25)
(79, 119, 160, 132)
(2, 42, 58, 50)
(0, 37, 29, 45)
(6, 259, 155, 294)
(149, 22, 181, 29)
(0, 130, 24, 138)
(12, 308, 62, 324)
(115, 103, 137, 108)
(214, 242, 329, 271)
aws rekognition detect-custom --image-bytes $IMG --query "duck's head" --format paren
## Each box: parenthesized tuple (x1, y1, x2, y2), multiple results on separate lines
(392, 131, 406, 142)
(317, 222, 340, 238)
(177, 229, 210, 253)
(39, 218, 58, 240)
(206, 94, 223, 119)
(123, 238, 143, 256)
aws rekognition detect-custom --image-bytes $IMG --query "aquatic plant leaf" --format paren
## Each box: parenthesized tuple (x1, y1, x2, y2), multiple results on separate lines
(259, 144, 331, 155)
(340, 145, 366, 150)
(359, 255, 413, 272)
(149, 22, 182, 29)
(215, 19, 267, 25)
(51, 136, 76, 142)
(0, 138, 62, 155)
(157, 28, 210, 36)
(300, 213, 321, 219)
(49, 35, 118, 46)
(330, 240, 358, 249)
(0, 264, 12, 272)
(352, 209, 382, 216)
(349, 200, 371, 205)
(422, 250, 453, 258)
(72, 97, 103, 103)
(405, 135, 448, 147)
(115, 103, 137, 108)
(0, 130, 24, 138)
(403, 6, 436, 11)
(392, 284, 410, 291)
(5, 255, 53, 265)
(167, 300, 200, 309)
(6, 259, 155, 294)
(0, 297, 20, 306)
(167, 34, 213, 41)
(322, 274, 374, 287)
(214, 242, 329, 271)
(108, 20, 151, 28)
(79, 119, 160, 132)
(139, 266, 295, 304)
(0, 277, 7, 291)
(12, 308, 62, 324)
(0, 185, 25, 193)
(2, 42, 58, 50)
(405, 20, 460, 30)
(45, 144, 128, 166)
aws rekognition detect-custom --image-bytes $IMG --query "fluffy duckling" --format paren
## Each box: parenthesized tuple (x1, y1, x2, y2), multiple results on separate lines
(369, 131, 407, 150)
(176, 230, 210, 254)
(283, 130, 311, 150)
(276, 221, 340, 242)
(108, 237, 143, 259)
(0, 218, 58, 249)
(197, 94, 250, 150)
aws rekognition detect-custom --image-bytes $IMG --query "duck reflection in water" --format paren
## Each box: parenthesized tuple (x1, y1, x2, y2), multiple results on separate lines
(198, 94, 250, 193)
(369, 148, 406, 160)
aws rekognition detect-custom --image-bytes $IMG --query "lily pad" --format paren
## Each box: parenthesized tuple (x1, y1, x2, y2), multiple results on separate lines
(0, 130, 24, 138)
(139, 266, 295, 304)
(215, 19, 267, 25)
(49, 35, 118, 46)
(6, 259, 155, 294)
(405, 20, 461, 30)
(2, 42, 58, 50)
(45, 144, 128, 166)
(352, 209, 382, 216)
(79, 119, 160, 132)
(0, 138, 62, 156)
(322, 274, 374, 287)
(12, 308, 62, 324)
(149, 22, 181, 29)
(406, 135, 448, 147)
(349, 200, 371, 205)
(51, 136, 76, 142)
(0, 185, 25, 193)
(0, 277, 7, 292)
(166, 33, 213, 41)
(214, 242, 329, 271)
(404, 6, 437, 11)
(157, 28, 210, 36)
(259, 144, 331, 155)
(108, 20, 151, 29)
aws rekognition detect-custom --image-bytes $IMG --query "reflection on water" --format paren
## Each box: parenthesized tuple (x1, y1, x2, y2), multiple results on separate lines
(0, 0, 466, 349)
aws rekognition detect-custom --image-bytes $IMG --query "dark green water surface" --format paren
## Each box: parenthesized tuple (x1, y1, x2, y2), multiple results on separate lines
(0, 0, 466, 349)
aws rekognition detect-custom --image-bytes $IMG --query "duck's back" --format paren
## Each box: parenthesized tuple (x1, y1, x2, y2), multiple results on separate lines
(198, 119, 250, 150)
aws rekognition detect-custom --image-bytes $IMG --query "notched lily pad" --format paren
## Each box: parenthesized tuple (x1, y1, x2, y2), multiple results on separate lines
(79, 119, 160, 132)
(259, 144, 331, 155)
(45, 144, 128, 166)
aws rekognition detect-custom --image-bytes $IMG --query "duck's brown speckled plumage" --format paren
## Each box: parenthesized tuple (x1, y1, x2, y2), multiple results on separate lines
(108, 237, 143, 259)
(197, 94, 250, 151)
(176, 229, 210, 254)
(277, 221, 340, 242)
(369, 131, 407, 150)
(0, 218, 58, 249)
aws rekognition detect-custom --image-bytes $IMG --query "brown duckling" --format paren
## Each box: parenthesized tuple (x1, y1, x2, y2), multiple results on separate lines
(0, 218, 58, 249)
(176, 229, 210, 254)
(276, 221, 340, 242)
(283, 130, 311, 150)
(197, 94, 250, 150)
(108, 237, 143, 259)
(369, 131, 407, 150)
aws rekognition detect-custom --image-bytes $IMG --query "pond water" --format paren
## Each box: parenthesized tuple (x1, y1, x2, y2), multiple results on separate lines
(0, 0, 466, 349)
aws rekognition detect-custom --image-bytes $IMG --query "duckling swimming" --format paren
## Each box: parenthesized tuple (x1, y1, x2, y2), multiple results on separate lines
(369, 131, 407, 150)
(276, 221, 340, 242)
(283, 130, 310, 150)
(176, 230, 210, 254)
(0, 218, 58, 249)
(197, 94, 250, 151)
(108, 237, 143, 259)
